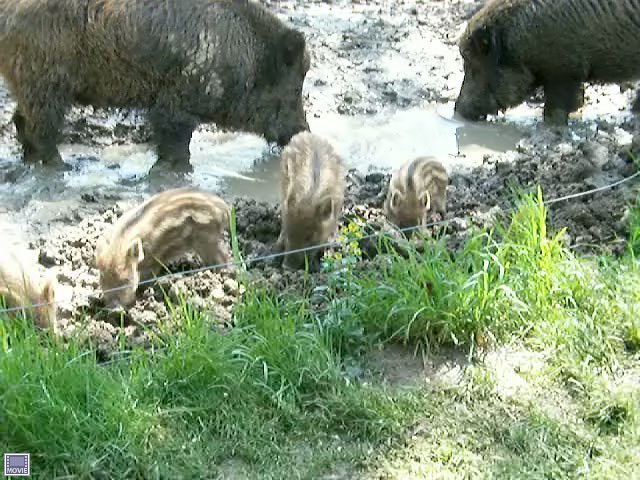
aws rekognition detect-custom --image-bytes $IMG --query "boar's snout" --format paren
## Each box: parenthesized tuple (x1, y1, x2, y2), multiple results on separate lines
(100, 282, 137, 311)
(274, 120, 310, 147)
(106, 304, 127, 315)
(454, 71, 499, 121)
(101, 294, 125, 312)
(454, 87, 497, 121)
(454, 97, 489, 121)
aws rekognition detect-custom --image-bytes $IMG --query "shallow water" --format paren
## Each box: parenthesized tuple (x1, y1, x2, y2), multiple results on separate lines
(0, 0, 635, 237)
(219, 104, 526, 203)
(0, 102, 526, 209)
(0, 85, 632, 224)
(486, 84, 637, 126)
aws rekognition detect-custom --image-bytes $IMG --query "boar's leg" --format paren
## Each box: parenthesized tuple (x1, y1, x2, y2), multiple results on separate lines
(542, 78, 583, 126)
(12, 110, 44, 165)
(575, 84, 586, 110)
(148, 107, 197, 174)
(199, 237, 232, 268)
(12, 103, 67, 168)
(273, 229, 286, 253)
(632, 89, 640, 113)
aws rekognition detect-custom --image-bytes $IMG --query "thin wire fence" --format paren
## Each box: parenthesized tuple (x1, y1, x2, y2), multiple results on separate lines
(0, 170, 638, 316)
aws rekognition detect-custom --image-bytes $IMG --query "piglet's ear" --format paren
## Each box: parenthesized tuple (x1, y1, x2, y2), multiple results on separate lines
(390, 191, 403, 211)
(127, 238, 144, 264)
(42, 272, 57, 303)
(280, 29, 306, 67)
(420, 191, 432, 211)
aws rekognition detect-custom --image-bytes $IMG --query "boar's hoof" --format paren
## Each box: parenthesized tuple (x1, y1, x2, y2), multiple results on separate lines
(42, 160, 73, 173)
(148, 159, 194, 177)
(632, 92, 640, 113)
(151, 140, 194, 175)
(543, 109, 570, 127)
(23, 149, 71, 171)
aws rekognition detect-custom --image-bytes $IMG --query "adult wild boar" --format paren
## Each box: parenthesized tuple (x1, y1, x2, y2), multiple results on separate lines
(0, 0, 310, 172)
(454, 0, 640, 125)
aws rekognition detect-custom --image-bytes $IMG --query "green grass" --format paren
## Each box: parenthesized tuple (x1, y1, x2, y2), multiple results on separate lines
(1, 189, 639, 478)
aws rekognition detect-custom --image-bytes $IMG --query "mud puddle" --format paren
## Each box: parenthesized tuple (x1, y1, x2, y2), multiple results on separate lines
(310, 103, 525, 168)
(221, 103, 525, 202)
(484, 83, 639, 128)
(0, 103, 525, 211)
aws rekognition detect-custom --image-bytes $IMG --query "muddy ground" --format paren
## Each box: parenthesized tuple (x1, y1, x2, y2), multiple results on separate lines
(1, 0, 640, 357)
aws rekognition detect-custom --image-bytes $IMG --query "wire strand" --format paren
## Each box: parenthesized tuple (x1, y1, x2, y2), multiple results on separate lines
(0, 169, 638, 316)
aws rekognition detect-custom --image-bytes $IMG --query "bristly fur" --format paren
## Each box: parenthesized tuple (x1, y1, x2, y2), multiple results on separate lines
(95, 187, 232, 308)
(0, 245, 57, 330)
(384, 156, 448, 229)
(0, 0, 310, 169)
(456, 0, 640, 124)
(276, 131, 346, 270)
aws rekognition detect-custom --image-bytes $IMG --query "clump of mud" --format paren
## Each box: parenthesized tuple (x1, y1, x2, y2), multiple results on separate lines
(448, 126, 639, 253)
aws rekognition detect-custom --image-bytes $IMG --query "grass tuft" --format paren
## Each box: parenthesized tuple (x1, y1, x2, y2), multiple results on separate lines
(1, 189, 639, 478)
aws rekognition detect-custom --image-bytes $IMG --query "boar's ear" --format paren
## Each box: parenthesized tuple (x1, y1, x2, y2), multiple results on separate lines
(280, 29, 306, 67)
(42, 272, 57, 303)
(389, 191, 403, 211)
(316, 197, 334, 220)
(420, 191, 432, 211)
(470, 25, 502, 66)
(286, 192, 297, 210)
(127, 238, 145, 264)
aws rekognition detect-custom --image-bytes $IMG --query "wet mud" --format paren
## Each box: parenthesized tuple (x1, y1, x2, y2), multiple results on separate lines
(30, 123, 640, 359)
(1, 0, 640, 357)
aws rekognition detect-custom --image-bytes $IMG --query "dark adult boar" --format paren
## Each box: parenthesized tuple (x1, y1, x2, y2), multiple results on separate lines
(454, 0, 640, 126)
(0, 0, 310, 172)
